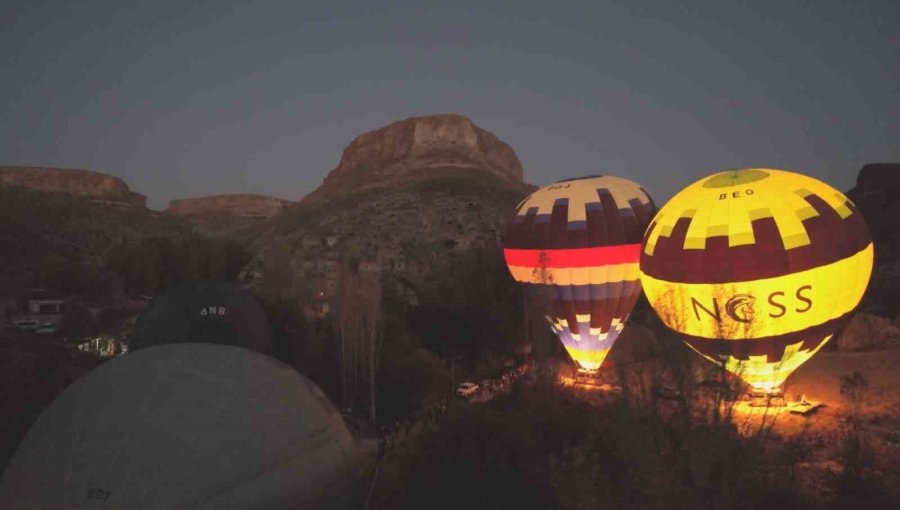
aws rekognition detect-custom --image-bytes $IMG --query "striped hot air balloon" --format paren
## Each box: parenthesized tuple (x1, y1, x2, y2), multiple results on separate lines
(503, 176, 657, 372)
(639, 168, 874, 391)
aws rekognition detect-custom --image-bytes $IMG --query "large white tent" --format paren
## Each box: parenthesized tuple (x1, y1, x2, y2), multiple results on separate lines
(0, 344, 372, 509)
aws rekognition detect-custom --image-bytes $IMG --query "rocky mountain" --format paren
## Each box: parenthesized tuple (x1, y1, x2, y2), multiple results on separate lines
(846, 163, 900, 259)
(0, 166, 146, 208)
(240, 114, 534, 315)
(299, 114, 524, 207)
(0, 172, 189, 301)
(848, 163, 900, 319)
(835, 312, 900, 351)
(164, 194, 294, 237)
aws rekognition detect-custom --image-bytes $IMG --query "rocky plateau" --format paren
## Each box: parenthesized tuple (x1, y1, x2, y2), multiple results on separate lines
(0, 166, 146, 208)
(164, 194, 294, 237)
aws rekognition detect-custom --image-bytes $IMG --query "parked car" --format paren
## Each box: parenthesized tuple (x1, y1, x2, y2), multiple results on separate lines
(456, 382, 479, 398)
(12, 319, 39, 331)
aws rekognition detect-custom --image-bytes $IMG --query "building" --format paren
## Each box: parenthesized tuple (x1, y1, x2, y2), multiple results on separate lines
(12, 297, 66, 334)
(28, 299, 65, 315)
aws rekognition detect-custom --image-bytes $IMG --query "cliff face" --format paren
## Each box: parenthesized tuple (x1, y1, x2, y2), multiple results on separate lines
(0, 166, 146, 208)
(301, 114, 524, 206)
(847, 163, 900, 257)
(847, 163, 900, 318)
(166, 194, 292, 219)
(240, 114, 533, 311)
(164, 194, 294, 237)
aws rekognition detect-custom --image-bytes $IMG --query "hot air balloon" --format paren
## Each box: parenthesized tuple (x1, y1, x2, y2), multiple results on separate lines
(0, 344, 374, 509)
(503, 175, 657, 374)
(639, 168, 874, 393)
(127, 280, 272, 355)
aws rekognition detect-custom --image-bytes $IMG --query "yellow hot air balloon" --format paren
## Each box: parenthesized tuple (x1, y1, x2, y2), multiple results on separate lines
(639, 168, 873, 391)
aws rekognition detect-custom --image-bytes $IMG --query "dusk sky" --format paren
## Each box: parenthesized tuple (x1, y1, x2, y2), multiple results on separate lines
(2, 0, 897, 210)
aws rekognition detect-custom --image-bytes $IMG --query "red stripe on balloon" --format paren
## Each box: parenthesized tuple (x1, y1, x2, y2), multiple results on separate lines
(503, 244, 641, 269)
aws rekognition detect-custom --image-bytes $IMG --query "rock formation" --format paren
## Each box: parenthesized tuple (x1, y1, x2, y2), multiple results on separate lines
(835, 312, 900, 351)
(847, 163, 900, 317)
(0, 177, 187, 301)
(300, 114, 524, 206)
(166, 194, 292, 218)
(240, 114, 533, 312)
(0, 166, 146, 208)
(164, 194, 293, 236)
(846, 163, 900, 257)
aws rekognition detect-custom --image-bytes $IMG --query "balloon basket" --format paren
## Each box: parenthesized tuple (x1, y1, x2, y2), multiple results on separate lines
(574, 369, 603, 384)
(558, 369, 622, 392)
(747, 387, 785, 407)
(743, 389, 825, 414)
(576, 381, 623, 393)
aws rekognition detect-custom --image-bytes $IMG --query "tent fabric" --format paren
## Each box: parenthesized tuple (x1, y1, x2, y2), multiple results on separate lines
(0, 344, 370, 509)
(127, 280, 273, 355)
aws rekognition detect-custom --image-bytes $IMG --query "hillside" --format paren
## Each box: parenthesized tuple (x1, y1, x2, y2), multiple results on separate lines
(236, 115, 538, 420)
(0, 171, 252, 303)
(241, 115, 534, 312)
(0, 184, 189, 299)
(0, 166, 146, 208)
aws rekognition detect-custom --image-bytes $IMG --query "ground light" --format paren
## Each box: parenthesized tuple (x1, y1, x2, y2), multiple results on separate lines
(730, 399, 826, 438)
(558, 375, 623, 392)
(729, 383, 825, 437)
(743, 379, 824, 414)
(558, 367, 623, 392)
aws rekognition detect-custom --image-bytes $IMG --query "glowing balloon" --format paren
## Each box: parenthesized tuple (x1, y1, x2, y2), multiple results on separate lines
(639, 168, 874, 390)
(504, 175, 657, 372)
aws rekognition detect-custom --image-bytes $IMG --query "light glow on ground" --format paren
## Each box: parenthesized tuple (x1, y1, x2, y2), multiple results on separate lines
(558, 376, 622, 392)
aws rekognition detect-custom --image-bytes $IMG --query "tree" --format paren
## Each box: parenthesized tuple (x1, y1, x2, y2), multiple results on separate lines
(261, 239, 296, 300)
(39, 253, 73, 292)
(333, 257, 384, 426)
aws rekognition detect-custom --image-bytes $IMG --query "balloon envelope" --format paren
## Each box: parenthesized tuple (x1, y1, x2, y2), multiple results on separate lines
(639, 168, 874, 390)
(504, 175, 656, 371)
(0, 344, 372, 509)
(127, 280, 272, 354)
